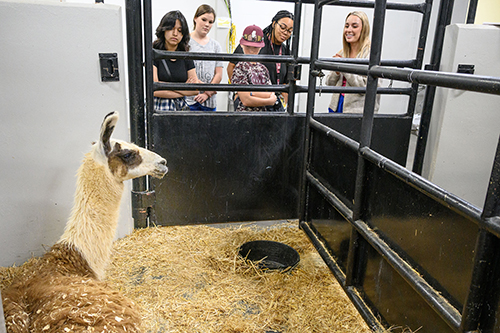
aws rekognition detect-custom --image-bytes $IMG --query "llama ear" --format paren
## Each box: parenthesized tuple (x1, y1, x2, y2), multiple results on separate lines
(99, 111, 119, 157)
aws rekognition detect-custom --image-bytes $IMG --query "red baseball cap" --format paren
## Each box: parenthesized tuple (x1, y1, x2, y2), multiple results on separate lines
(240, 25, 265, 47)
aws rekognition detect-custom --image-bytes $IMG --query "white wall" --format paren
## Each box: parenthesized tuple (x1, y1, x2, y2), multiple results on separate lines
(0, 0, 132, 266)
(422, 24, 500, 209)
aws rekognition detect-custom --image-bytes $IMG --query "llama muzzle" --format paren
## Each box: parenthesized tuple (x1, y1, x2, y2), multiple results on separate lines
(151, 159, 168, 179)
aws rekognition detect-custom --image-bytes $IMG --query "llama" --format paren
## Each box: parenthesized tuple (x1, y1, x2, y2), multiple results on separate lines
(1, 111, 168, 332)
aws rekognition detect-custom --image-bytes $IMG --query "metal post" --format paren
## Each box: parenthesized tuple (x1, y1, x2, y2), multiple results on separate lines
(404, 0, 433, 116)
(299, 0, 322, 223)
(461, 135, 500, 331)
(286, 0, 302, 115)
(412, 0, 455, 175)
(144, 0, 154, 133)
(466, 0, 479, 24)
(346, 0, 386, 286)
(125, 0, 149, 228)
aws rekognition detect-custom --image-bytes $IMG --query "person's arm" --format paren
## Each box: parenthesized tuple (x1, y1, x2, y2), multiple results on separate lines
(281, 92, 288, 104)
(195, 66, 223, 104)
(177, 68, 200, 97)
(227, 45, 243, 81)
(325, 71, 341, 86)
(227, 62, 236, 81)
(153, 65, 184, 99)
(231, 62, 276, 107)
(343, 72, 368, 88)
(325, 53, 342, 86)
(238, 91, 276, 107)
(343, 47, 371, 88)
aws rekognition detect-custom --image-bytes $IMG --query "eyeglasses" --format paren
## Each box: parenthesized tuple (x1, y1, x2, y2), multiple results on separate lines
(277, 22, 293, 35)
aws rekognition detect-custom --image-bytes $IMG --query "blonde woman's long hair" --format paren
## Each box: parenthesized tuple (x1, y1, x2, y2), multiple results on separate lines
(342, 11, 371, 58)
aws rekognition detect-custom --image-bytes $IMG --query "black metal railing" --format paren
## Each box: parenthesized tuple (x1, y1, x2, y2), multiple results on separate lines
(300, 0, 500, 331)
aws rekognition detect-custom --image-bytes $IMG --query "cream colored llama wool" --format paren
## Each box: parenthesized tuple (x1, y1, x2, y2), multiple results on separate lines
(2, 112, 168, 333)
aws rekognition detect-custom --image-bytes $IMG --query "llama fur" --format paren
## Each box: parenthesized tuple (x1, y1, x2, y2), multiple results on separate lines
(1, 112, 168, 332)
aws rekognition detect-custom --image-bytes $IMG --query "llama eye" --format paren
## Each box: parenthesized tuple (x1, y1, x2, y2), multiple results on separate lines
(121, 152, 134, 161)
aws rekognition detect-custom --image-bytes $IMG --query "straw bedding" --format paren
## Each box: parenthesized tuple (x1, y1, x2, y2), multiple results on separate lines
(1, 222, 377, 333)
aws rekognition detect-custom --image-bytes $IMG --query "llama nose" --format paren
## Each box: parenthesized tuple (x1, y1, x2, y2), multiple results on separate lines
(159, 159, 167, 166)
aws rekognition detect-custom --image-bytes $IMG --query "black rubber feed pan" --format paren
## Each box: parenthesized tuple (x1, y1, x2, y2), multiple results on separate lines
(239, 240, 300, 271)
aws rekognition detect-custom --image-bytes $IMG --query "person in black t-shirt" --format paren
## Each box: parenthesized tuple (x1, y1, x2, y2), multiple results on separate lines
(153, 11, 200, 111)
(227, 10, 294, 103)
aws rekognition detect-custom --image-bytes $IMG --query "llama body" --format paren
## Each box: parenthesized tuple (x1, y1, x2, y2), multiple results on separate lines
(2, 112, 167, 332)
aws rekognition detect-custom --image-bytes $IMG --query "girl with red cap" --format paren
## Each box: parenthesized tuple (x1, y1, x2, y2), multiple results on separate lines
(230, 25, 277, 112)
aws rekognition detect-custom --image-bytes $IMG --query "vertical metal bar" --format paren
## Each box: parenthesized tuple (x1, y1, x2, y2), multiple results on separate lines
(126, 0, 149, 228)
(346, 0, 386, 286)
(142, 0, 158, 226)
(404, 0, 433, 117)
(299, 0, 322, 223)
(143, 0, 153, 134)
(461, 136, 500, 331)
(412, 0, 455, 175)
(126, 0, 145, 150)
(286, 0, 302, 115)
(466, 0, 479, 24)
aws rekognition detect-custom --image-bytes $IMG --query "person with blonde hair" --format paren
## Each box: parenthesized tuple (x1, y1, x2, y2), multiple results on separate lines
(326, 11, 380, 113)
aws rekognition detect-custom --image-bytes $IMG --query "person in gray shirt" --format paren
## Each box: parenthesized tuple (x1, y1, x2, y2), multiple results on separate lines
(186, 4, 223, 111)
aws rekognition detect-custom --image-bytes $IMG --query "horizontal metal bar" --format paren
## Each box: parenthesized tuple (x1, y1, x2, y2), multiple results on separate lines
(314, 63, 500, 96)
(318, 0, 426, 13)
(351, 218, 462, 332)
(153, 49, 295, 64)
(370, 66, 500, 95)
(307, 170, 354, 221)
(315, 61, 369, 75)
(154, 82, 411, 96)
(154, 82, 289, 93)
(483, 217, 500, 240)
(309, 118, 360, 151)
(295, 85, 413, 95)
(154, 50, 417, 69)
(313, 57, 416, 69)
(359, 146, 484, 223)
(299, 220, 386, 332)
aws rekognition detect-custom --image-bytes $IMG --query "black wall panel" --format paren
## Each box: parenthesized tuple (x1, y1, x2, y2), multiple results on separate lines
(150, 113, 412, 226)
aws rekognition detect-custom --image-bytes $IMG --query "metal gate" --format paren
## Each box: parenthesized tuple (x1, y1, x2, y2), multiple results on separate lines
(125, 0, 500, 332)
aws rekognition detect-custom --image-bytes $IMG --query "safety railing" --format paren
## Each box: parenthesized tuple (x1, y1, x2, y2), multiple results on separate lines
(300, 0, 500, 331)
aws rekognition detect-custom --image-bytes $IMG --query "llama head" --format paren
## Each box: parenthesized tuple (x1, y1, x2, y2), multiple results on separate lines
(92, 112, 168, 181)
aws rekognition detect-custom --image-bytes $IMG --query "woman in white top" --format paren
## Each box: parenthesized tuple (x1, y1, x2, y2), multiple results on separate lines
(326, 11, 380, 113)
(186, 4, 223, 111)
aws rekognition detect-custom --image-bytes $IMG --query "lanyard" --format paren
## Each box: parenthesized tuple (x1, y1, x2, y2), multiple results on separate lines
(269, 36, 283, 85)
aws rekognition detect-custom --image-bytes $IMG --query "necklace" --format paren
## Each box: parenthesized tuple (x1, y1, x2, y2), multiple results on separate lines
(269, 35, 283, 85)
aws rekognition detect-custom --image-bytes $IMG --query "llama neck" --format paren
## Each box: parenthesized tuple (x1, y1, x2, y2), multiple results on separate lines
(58, 153, 124, 280)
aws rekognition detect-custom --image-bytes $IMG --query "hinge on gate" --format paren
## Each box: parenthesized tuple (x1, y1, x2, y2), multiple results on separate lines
(131, 190, 156, 228)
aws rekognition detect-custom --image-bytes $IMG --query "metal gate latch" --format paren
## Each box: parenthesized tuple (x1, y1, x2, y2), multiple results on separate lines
(99, 53, 119, 82)
(132, 190, 156, 228)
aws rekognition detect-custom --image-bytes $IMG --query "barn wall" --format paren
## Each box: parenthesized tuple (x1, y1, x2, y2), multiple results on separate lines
(0, 0, 131, 267)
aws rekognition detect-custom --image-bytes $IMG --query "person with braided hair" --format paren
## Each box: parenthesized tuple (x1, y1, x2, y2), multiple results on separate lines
(228, 10, 294, 107)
